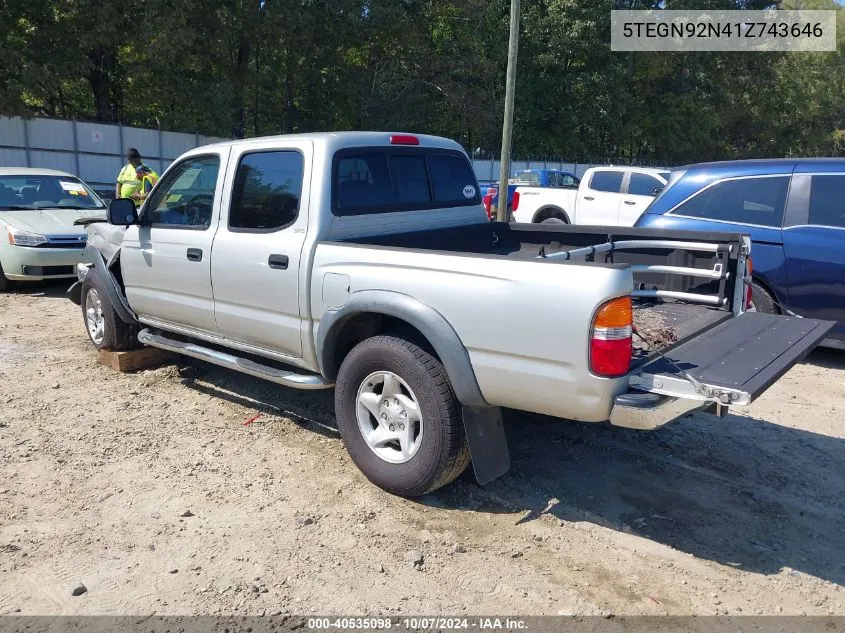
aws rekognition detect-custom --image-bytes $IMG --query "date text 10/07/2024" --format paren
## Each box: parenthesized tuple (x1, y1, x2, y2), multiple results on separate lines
(307, 617, 528, 630)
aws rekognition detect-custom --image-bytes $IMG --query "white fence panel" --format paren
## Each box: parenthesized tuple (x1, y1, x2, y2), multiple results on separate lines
(29, 150, 75, 173)
(26, 119, 75, 151)
(162, 132, 198, 160)
(0, 116, 230, 191)
(78, 154, 121, 185)
(123, 127, 160, 158)
(76, 121, 120, 154)
(0, 117, 26, 147)
(0, 148, 27, 166)
(198, 134, 225, 147)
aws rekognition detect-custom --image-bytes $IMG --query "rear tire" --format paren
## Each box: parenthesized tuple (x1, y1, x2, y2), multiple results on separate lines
(80, 271, 141, 350)
(750, 280, 778, 314)
(334, 335, 470, 497)
(0, 260, 12, 292)
(540, 217, 566, 224)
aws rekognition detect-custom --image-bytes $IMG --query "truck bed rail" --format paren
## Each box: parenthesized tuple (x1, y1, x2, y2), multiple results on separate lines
(537, 238, 734, 307)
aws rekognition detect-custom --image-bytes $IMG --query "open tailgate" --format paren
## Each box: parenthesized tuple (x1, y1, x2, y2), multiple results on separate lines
(629, 312, 834, 406)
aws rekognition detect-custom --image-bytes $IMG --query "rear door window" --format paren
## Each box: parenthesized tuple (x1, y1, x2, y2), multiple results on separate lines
(808, 175, 845, 228)
(333, 149, 480, 215)
(672, 176, 789, 227)
(589, 170, 624, 193)
(229, 150, 304, 231)
(628, 173, 664, 196)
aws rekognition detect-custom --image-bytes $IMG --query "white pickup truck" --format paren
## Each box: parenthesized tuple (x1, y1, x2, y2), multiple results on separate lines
(67, 132, 832, 498)
(512, 166, 670, 226)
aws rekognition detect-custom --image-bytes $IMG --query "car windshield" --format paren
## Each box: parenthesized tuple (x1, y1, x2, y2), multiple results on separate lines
(0, 175, 105, 210)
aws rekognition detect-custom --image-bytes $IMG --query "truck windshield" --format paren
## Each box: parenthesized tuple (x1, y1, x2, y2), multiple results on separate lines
(0, 175, 105, 210)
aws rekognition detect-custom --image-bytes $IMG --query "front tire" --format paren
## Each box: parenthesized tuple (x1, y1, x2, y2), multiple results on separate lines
(0, 260, 11, 292)
(80, 272, 141, 350)
(334, 335, 470, 497)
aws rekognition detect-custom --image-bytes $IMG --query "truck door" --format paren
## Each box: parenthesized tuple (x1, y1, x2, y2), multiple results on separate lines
(577, 169, 624, 225)
(782, 171, 845, 343)
(209, 142, 312, 358)
(619, 171, 664, 226)
(120, 152, 227, 334)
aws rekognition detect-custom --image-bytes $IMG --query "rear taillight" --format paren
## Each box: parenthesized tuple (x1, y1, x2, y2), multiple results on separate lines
(744, 257, 753, 310)
(483, 194, 494, 220)
(511, 191, 520, 212)
(590, 296, 633, 377)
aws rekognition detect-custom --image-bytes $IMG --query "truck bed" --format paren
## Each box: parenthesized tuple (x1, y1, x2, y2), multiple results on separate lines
(336, 221, 746, 356)
(632, 300, 730, 364)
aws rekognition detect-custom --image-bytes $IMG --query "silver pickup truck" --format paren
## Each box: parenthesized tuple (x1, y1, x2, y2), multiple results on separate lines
(68, 132, 834, 497)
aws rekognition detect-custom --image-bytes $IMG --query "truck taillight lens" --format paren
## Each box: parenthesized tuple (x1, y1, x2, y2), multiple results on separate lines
(511, 191, 520, 212)
(590, 296, 632, 378)
(483, 194, 494, 220)
(744, 257, 753, 310)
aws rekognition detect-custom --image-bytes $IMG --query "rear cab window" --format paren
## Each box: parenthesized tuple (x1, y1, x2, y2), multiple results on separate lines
(332, 148, 480, 215)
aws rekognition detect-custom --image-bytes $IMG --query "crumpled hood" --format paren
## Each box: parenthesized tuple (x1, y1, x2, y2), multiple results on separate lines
(0, 208, 107, 235)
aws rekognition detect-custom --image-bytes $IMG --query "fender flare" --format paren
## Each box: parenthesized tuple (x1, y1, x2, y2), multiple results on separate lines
(317, 290, 488, 408)
(87, 246, 138, 324)
(532, 206, 571, 224)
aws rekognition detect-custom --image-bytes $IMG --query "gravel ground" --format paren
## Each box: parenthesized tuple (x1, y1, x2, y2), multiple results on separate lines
(1, 281, 844, 616)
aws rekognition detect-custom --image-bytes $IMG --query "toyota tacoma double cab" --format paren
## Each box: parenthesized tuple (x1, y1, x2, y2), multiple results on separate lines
(67, 132, 834, 497)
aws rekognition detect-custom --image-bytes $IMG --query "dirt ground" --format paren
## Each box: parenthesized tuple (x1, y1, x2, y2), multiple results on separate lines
(1, 281, 843, 617)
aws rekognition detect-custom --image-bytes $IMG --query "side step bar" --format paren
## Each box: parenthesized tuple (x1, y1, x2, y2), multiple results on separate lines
(138, 329, 333, 391)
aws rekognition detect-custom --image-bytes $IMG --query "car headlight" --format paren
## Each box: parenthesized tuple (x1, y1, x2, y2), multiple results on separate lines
(6, 226, 48, 247)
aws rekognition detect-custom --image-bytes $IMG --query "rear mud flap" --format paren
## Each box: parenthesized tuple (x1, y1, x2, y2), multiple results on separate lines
(630, 312, 835, 406)
(462, 406, 510, 485)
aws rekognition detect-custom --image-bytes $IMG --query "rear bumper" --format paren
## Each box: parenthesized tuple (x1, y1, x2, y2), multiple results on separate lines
(608, 391, 710, 430)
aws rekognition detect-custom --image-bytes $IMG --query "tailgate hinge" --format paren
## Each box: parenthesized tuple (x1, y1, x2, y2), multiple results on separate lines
(629, 372, 750, 406)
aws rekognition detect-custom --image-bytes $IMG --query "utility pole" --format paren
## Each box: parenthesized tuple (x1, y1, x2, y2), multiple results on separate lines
(496, 0, 520, 222)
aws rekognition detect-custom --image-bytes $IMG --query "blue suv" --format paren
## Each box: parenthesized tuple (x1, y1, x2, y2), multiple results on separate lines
(635, 159, 845, 348)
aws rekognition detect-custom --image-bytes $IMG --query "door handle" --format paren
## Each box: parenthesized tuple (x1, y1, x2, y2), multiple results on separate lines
(186, 248, 203, 262)
(623, 200, 637, 205)
(583, 196, 594, 201)
(268, 254, 289, 270)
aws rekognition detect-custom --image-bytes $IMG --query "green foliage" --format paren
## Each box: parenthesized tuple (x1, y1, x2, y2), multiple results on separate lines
(1, 0, 843, 162)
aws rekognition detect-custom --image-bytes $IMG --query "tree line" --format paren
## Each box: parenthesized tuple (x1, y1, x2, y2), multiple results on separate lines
(2, 0, 843, 165)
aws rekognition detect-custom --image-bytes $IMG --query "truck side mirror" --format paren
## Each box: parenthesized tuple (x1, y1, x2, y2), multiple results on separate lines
(108, 198, 138, 226)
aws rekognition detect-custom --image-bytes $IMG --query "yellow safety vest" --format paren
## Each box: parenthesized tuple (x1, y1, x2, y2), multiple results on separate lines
(137, 171, 160, 203)
(117, 163, 141, 199)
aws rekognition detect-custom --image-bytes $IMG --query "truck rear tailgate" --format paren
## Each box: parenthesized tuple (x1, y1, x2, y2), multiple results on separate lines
(630, 312, 834, 406)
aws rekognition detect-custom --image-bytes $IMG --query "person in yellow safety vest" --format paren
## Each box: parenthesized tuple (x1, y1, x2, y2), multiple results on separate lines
(131, 165, 159, 206)
(116, 147, 145, 202)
